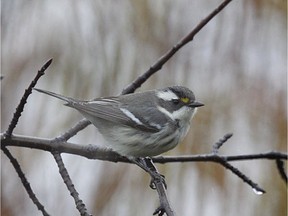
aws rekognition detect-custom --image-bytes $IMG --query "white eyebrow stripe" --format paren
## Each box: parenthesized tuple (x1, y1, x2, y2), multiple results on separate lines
(157, 90, 178, 101)
(120, 108, 144, 125)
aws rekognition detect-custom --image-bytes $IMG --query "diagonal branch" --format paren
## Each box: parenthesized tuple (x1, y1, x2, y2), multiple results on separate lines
(53, 118, 91, 142)
(212, 133, 233, 154)
(121, 0, 233, 95)
(1, 59, 53, 216)
(213, 155, 265, 194)
(4, 59, 53, 138)
(52, 151, 91, 216)
(211, 133, 265, 193)
(1, 146, 50, 216)
(276, 159, 287, 183)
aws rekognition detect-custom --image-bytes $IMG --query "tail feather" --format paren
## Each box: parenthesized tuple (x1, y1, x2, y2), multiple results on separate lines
(33, 88, 77, 104)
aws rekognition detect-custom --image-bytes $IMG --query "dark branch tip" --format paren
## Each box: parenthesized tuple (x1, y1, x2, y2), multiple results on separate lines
(224, 133, 233, 139)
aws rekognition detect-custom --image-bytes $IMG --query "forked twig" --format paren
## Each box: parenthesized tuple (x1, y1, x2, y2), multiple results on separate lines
(214, 156, 266, 194)
(211, 133, 265, 194)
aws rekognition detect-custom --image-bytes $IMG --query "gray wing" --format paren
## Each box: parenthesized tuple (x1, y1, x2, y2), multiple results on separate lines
(69, 98, 161, 133)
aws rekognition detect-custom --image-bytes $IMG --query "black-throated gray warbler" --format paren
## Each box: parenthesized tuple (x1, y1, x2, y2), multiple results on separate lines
(34, 86, 203, 157)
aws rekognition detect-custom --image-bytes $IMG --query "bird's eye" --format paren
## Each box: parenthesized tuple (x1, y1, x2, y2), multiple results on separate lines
(180, 97, 190, 104)
(172, 99, 180, 105)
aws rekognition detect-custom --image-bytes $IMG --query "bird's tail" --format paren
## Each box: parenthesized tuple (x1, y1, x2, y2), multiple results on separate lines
(33, 88, 78, 104)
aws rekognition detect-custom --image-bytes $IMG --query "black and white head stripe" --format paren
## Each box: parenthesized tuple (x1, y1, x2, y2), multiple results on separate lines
(156, 89, 179, 101)
(167, 86, 195, 101)
(157, 86, 196, 102)
(155, 86, 199, 119)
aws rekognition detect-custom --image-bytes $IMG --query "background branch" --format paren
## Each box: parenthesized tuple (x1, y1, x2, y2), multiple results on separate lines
(121, 0, 233, 95)
(52, 151, 91, 216)
(1, 59, 53, 216)
(1, 145, 50, 216)
(4, 59, 53, 138)
(276, 159, 287, 184)
(1, 59, 91, 216)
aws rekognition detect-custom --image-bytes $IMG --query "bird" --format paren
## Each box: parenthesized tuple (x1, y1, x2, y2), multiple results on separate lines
(34, 86, 204, 157)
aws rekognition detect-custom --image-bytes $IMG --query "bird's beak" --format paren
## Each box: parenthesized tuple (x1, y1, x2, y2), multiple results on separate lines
(189, 101, 204, 108)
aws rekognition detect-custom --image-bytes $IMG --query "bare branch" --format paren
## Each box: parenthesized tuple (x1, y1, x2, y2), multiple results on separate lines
(153, 152, 288, 163)
(53, 118, 91, 142)
(3, 133, 287, 192)
(2, 59, 53, 216)
(1, 146, 50, 216)
(211, 133, 265, 193)
(121, 0, 233, 95)
(3, 134, 287, 163)
(4, 59, 53, 138)
(1, 59, 90, 216)
(52, 151, 91, 216)
(276, 159, 287, 183)
(213, 156, 265, 194)
(212, 133, 233, 154)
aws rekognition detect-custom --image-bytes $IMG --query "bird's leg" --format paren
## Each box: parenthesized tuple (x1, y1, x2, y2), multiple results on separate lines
(127, 156, 167, 189)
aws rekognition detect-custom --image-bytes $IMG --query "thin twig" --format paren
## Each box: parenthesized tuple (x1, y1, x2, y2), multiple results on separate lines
(276, 159, 287, 183)
(52, 151, 91, 216)
(51, 126, 91, 216)
(2, 146, 50, 216)
(53, 118, 91, 142)
(122, 0, 233, 95)
(213, 156, 266, 194)
(1, 59, 53, 216)
(212, 133, 265, 194)
(4, 59, 53, 138)
(212, 133, 233, 154)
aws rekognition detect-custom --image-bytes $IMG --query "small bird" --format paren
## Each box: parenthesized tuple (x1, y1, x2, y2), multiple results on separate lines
(34, 86, 203, 157)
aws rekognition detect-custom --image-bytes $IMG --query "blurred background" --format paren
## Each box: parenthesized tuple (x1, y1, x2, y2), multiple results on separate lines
(1, 0, 287, 215)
